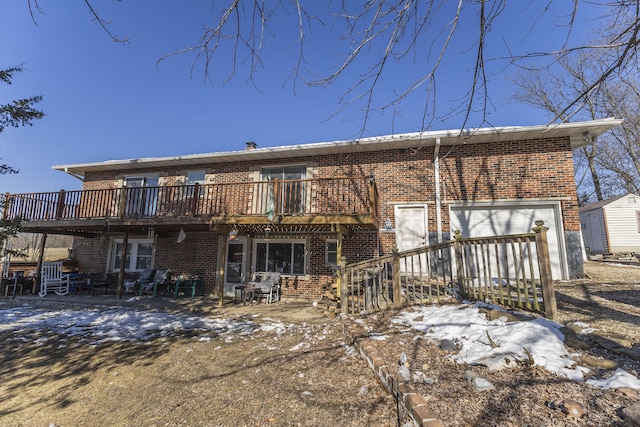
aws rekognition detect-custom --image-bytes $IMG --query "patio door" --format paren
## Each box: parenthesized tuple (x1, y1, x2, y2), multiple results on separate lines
(124, 176, 159, 217)
(261, 166, 305, 215)
(224, 239, 247, 297)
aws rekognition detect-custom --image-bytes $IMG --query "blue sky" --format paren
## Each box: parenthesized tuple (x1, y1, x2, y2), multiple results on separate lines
(1, 1, 604, 194)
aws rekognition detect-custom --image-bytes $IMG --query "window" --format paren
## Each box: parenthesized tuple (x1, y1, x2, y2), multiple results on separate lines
(253, 239, 306, 275)
(186, 170, 206, 197)
(111, 239, 154, 271)
(186, 170, 205, 185)
(326, 239, 338, 265)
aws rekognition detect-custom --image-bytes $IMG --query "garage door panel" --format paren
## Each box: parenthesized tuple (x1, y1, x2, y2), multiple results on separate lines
(450, 204, 566, 280)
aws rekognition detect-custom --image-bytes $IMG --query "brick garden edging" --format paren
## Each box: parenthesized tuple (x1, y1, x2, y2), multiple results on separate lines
(340, 315, 443, 427)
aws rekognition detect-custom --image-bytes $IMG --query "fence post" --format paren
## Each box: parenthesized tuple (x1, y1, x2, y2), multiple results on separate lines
(339, 256, 348, 315)
(453, 230, 466, 298)
(392, 245, 402, 308)
(55, 190, 66, 219)
(532, 220, 558, 320)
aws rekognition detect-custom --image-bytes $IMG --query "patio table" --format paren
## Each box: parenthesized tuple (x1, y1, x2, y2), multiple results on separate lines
(234, 284, 258, 305)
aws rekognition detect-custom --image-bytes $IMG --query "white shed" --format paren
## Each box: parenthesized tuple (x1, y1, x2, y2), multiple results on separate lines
(579, 194, 640, 255)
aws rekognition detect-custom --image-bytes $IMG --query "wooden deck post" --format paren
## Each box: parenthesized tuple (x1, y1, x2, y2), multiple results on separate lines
(116, 232, 129, 299)
(34, 233, 47, 295)
(218, 235, 227, 307)
(339, 256, 348, 315)
(191, 182, 200, 216)
(55, 190, 66, 219)
(392, 245, 402, 309)
(453, 230, 466, 298)
(532, 221, 557, 320)
(118, 187, 127, 218)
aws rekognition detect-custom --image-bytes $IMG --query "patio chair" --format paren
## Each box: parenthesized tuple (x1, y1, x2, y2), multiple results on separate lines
(39, 262, 70, 297)
(247, 272, 281, 304)
(2, 271, 24, 297)
(123, 269, 156, 294)
(151, 269, 172, 296)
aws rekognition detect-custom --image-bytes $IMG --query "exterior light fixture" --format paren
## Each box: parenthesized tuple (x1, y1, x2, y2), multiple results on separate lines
(147, 227, 155, 240)
(228, 227, 238, 240)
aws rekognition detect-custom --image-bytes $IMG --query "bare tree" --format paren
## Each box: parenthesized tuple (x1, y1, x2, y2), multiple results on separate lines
(510, 53, 607, 203)
(511, 52, 640, 204)
(26, 1, 640, 135)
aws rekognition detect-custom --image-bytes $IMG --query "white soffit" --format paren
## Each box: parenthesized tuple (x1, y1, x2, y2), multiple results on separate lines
(54, 117, 622, 177)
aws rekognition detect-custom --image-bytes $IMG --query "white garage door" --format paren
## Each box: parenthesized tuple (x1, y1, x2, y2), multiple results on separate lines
(449, 202, 567, 280)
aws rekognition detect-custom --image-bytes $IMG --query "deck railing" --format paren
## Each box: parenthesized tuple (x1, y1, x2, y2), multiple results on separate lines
(1, 176, 377, 222)
(339, 221, 557, 319)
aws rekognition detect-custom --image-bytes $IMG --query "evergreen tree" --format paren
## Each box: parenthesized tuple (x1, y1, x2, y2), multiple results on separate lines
(0, 65, 44, 259)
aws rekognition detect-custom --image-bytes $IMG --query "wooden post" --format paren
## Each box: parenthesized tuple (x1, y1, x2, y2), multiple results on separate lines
(34, 233, 47, 295)
(191, 182, 200, 216)
(339, 256, 348, 315)
(453, 230, 466, 298)
(273, 178, 280, 215)
(392, 245, 402, 308)
(336, 227, 343, 297)
(55, 190, 66, 219)
(116, 233, 129, 299)
(532, 221, 557, 320)
(218, 236, 227, 307)
(118, 187, 127, 218)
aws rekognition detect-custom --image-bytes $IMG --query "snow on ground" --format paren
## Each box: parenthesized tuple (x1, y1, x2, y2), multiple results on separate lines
(0, 303, 268, 344)
(2, 300, 639, 391)
(388, 303, 640, 390)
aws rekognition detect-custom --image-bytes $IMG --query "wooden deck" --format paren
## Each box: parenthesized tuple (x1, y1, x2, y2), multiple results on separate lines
(2, 176, 379, 235)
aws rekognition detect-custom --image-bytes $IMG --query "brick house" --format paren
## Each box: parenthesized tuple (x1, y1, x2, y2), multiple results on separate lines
(2, 118, 620, 299)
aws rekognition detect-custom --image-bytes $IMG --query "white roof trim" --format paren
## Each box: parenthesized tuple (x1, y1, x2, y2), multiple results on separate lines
(53, 118, 622, 178)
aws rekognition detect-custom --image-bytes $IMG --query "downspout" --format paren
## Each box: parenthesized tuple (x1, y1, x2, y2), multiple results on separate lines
(434, 138, 443, 244)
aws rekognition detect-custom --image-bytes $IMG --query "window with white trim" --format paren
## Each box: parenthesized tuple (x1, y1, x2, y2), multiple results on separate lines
(186, 170, 205, 185)
(325, 239, 338, 265)
(253, 239, 306, 275)
(111, 239, 154, 271)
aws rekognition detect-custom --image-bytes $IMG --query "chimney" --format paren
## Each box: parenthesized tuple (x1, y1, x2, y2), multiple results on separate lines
(245, 141, 257, 150)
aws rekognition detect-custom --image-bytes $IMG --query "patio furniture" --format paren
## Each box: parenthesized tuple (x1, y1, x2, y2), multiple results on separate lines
(39, 261, 70, 297)
(151, 269, 172, 296)
(1, 271, 24, 297)
(246, 272, 281, 304)
(124, 269, 156, 294)
(86, 272, 117, 295)
(173, 272, 204, 298)
(234, 284, 259, 305)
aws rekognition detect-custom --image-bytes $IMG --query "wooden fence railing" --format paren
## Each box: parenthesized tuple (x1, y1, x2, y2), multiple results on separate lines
(339, 221, 557, 319)
(1, 176, 376, 222)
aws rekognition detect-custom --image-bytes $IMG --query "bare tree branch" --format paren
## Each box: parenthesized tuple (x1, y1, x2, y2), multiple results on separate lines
(82, 0, 128, 43)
